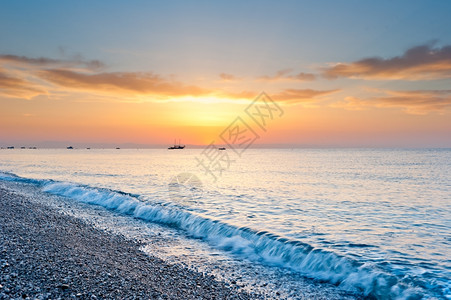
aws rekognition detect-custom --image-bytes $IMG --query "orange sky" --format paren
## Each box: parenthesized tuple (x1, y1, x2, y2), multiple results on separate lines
(1, 2, 451, 147)
(2, 89, 450, 147)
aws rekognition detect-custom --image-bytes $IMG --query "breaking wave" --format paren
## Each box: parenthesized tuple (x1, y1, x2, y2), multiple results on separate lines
(0, 172, 435, 299)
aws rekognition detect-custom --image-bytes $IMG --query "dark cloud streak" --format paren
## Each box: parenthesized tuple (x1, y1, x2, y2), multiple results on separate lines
(340, 90, 451, 114)
(273, 88, 339, 104)
(258, 69, 316, 81)
(323, 44, 451, 80)
(38, 69, 210, 97)
(0, 54, 105, 71)
(0, 68, 46, 98)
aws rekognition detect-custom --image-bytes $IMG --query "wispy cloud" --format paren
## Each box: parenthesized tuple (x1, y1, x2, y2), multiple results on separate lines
(219, 73, 238, 82)
(0, 67, 46, 99)
(0, 54, 215, 100)
(0, 54, 105, 71)
(39, 69, 210, 97)
(273, 88, 339, 104)
(334, 89, 451, 114)
(0, 53, 339, 106)
(258, 69, 316, 81)
(323, 44, 451, 80)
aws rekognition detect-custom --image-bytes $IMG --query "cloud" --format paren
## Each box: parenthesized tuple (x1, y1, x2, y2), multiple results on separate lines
(323, 44, 451, 80)
(38, 69, 210, 97)
(0, 54, 105, 71)
(0, 67, 46, 99)
(219, 90, 257, 100)
(272, 88, 339, 104)
(258, 69, 316, 81)
(0, 53, 213, 100)
(0, 53, 329, 104)
(336, 89, 451, 114)
(219, 73, 238, 81)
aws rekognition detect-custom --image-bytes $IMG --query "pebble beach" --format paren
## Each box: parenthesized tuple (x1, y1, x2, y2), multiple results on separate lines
(0, 183, 258, 299)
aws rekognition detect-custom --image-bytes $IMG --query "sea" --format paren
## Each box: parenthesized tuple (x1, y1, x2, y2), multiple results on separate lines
(0, 148, 450, 299)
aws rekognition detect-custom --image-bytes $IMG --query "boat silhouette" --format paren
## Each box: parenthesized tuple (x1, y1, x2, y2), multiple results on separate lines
(168, 139, 185, 150)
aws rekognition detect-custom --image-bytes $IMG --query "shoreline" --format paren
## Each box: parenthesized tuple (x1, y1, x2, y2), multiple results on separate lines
(0, 184, 258, 299)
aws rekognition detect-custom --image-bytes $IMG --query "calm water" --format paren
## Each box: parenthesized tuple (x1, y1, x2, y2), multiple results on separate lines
(1, 148, 450, 299)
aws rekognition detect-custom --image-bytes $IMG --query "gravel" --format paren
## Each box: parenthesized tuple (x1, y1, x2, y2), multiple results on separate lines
(0, 186, 260, 299)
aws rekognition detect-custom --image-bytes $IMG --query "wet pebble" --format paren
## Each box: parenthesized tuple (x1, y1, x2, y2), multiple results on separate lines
(0, 184, 260, 299)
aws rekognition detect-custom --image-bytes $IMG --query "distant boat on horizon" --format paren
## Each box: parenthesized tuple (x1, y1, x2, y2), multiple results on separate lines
(168, 139, 185, 150)
(67, 146, 74, 149)
(218, 147, 226, 150)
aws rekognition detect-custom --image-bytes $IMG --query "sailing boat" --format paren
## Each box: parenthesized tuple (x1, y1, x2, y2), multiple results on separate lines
(168, 139, 185, 150)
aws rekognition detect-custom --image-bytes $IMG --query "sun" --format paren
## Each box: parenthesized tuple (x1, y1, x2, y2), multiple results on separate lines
(163, 96, 248, 128)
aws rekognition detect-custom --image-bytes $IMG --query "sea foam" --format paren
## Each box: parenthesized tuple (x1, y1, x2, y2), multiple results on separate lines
(0, 171, 433, 299)
(35, 180, 422, 299)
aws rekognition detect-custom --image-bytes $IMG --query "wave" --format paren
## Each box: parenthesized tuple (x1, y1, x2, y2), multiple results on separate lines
(0, 171, 50, 186)
(0, 172, 429, 299)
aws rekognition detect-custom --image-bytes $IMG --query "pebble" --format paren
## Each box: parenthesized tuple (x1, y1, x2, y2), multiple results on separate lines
(0, 184, 260, 299)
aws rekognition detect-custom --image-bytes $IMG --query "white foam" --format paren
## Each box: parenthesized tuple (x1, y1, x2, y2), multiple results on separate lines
(38, 180, 423, 299)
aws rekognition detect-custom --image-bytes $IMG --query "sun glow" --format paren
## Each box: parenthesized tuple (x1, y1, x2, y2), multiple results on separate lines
(166, 95, 252, 105)
(162, 97, 248, 127)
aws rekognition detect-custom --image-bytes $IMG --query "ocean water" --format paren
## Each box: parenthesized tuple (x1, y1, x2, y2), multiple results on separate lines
(0, 148, 450, 299)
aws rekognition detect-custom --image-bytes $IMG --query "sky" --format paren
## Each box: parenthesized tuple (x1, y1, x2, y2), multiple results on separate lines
(1, 0, 451, 147)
